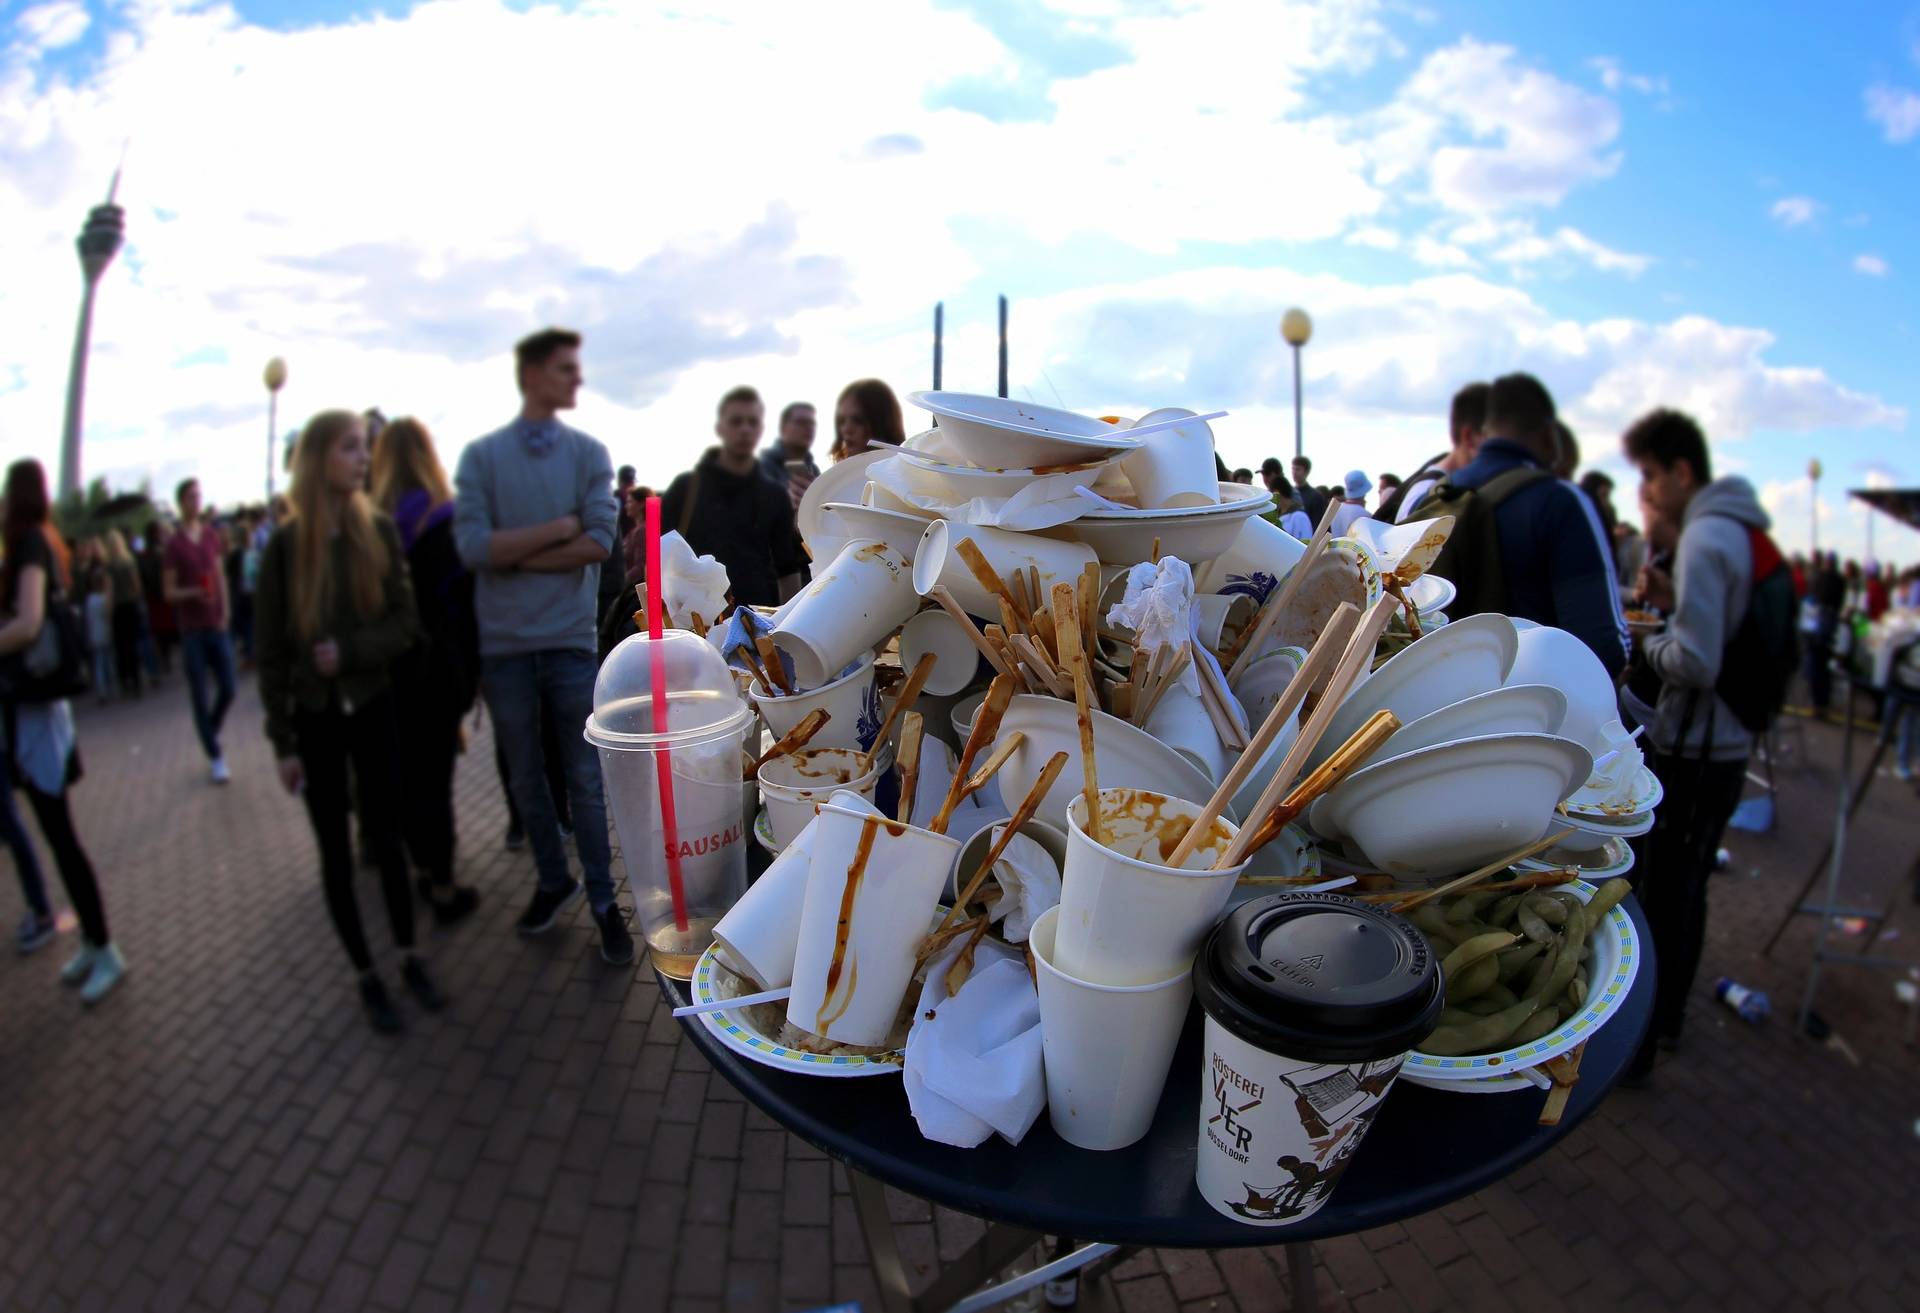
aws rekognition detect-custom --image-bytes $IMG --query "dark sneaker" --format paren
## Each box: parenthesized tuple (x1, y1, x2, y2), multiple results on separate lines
(516, 880, 583, 936)
(359, 976, 402, 1034)
(504, 823, 527, 851)
(401, 956, 447, 1012)
(16, 912, 56, 955)
(429, 885, 481, 928)
(595, 902, 635, 965)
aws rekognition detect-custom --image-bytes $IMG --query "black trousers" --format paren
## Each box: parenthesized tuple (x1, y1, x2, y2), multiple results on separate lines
(22, 783, 109, 948)
(1633, 751, 1749, 1045)
(296, 693, 414, 971)
(396, 685, 461, 886)
(110, 601, 143, 695)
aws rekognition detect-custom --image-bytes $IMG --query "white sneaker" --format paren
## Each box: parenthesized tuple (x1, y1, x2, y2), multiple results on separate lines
(211, 757, 231, 784)
(60, 944, 98, 985)
(79, 944, 126, 1005)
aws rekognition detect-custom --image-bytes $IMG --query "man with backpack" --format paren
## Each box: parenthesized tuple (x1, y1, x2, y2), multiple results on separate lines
(1408, 373, 1628, 678)
(1622, 407, 1795, 1080)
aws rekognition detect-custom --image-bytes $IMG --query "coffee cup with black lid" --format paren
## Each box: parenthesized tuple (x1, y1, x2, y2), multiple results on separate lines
(1192, 892, 1442, 1227)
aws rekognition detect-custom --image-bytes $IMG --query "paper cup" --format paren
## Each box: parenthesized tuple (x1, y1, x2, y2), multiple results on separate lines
(901, 608, 985, 697)
(773, 539, 918, 688)
(1228, 645, 1308, 729)
(1031, 906, 1193, 1152)
(758, 748, 884, 850)
(949, 815, 1069, 903)
(1195, 516, 1308, 603)
(913, 520, 1098, 621)
(786, 803, 960, 1047)
(713, 790, 879, 990)
(1192, 895, 1441, 1227)
(1144, 685, 1230, 786)
(1056, 788, 1247, 987)
(950, 688, 988, 744)
(1117, 408, 1222, 510)
(750, 651, 880, 754)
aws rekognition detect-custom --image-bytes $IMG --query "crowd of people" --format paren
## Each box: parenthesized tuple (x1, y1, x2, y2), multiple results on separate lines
(2, 328, 1913, 1056)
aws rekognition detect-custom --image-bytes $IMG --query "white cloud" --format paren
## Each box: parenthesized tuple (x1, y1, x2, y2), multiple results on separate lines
(1450, 217, 1649, 275)
(12, 1, 88, 54)
(1854, 253, 1890, 277)
(1588, 56, 1668, 97)
(1345, 225, 1402, 251)
(1865, 83, 1920, 143)
(1362, 39, 1622, 213)
(1409, 235, 1478, 269)
(1769, 195, 1819, 228)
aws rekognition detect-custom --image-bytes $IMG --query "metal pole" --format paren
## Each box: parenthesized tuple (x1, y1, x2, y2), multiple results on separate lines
(1810, 474, 1819, 556)
(997, 294, 1008, 400)
(1291, 343, 1304, 463)
(59, 281, 100, 503)
(933, 302, 944, 391)
(266, 391, 278, 502)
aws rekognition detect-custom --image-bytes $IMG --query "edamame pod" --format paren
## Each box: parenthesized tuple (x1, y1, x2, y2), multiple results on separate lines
(1418, 997, 1543, 1056)
(1516, 906, 1555, 944)
(1525, 893, 1569, 926)
(1512, 1006, 1562, 1045)
(1445, 953, 1500, 1004)
(1440, 931, 1519, 980)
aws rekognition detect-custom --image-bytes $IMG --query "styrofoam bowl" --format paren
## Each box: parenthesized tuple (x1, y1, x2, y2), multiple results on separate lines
(1501, 624, 1622, 759)
(1366, 684, 1569, 770)
(1307, 613, 1520, 772)
(907, 391, 1140, 469)
(1318, 732, 1593, 878)
(1061, 485, 1273, 567)
(994, 694, 1228, 830)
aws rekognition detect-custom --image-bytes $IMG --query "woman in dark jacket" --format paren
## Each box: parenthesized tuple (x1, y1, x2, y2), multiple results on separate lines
(257, 409, 439, 1033)
(371, 417, 481, 925)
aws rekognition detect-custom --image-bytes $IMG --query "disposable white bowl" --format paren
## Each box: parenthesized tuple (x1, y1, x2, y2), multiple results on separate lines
(1342, 516, 1454, 581)
(812, 503, 932, 568)
(1061, 484, 1272, 567)
(1227, 645, 1309, 729)
(757, 748, 884, 849)
(1502, 624, 1621, 759)
(1317, 732, 1593, 878)
(1367, 684, 1569, 769)
(907, 391, 1140, 468)
(894, 446, 1122, 502)
(1403, 573, 1456, 615)
(1307, 613, 1520, 772)
(994, 694, 1227, 831)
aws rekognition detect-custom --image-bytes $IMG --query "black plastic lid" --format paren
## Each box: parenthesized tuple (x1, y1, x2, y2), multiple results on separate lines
(1193, 893, 1443, 1064)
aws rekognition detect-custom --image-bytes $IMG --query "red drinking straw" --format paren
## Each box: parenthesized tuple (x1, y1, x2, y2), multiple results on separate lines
(644, 496, 689, 933)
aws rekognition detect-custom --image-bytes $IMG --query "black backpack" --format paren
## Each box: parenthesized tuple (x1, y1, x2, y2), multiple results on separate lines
(1404, 465, 1551, 620)
(1712, 523, 1799, 735)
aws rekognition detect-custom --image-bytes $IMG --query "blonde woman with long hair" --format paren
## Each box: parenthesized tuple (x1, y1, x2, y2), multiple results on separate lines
(256, 409, 439, 1033)
(371, 417, 480, 926)
(103, 528, 145, 697)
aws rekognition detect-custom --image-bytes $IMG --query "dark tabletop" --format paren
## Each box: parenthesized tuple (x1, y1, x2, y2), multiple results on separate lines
(663, 897, 1654, 1248)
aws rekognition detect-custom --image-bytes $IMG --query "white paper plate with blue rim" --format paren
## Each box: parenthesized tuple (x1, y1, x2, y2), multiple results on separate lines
(753, 810, 781, 855)
(1517, 835, 1635, 882)
(689, 940, 906, 1078)
(1558, 764, 1664, 818)
(1400, 877, 1640, 1092)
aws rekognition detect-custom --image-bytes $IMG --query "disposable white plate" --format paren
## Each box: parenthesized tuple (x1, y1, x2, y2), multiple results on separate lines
(1403, 877, 1641, 1087)
(797, 449, 890, 556)
(813, 503, 933, 566)
(908, 392, 1142, 468)
(1307, 614, 1520, 772)
(1366, 684, 1569, 770)
(1517, 835, 1635, 881)
(753, 810, 781, 854)
(688, 940, 905, 1077)
(1560, 765, 1664, 818)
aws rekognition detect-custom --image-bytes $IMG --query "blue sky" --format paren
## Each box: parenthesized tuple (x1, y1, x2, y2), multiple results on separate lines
(3, 0, 1916, 563)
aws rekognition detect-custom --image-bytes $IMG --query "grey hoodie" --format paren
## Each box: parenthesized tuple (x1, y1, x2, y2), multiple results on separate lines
(1641, 476, 1770, 761)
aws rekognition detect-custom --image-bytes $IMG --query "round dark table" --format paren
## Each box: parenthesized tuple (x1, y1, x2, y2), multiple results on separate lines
(663, 896, 1653, 1311)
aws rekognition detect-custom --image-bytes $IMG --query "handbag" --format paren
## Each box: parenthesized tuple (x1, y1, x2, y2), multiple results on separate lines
(3, 565, 91, 703)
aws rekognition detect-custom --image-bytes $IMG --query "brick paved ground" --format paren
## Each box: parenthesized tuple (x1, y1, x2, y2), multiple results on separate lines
(2, 671, 1917, 1312)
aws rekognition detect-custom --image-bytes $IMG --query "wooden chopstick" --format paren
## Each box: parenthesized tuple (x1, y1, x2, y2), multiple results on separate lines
(895, 713, 924, 825)
(1387, 832, 1575, 914)
(1052, 583, 1103, 849)
(755, 635, 793, 695)
(940, 750, 1069, 931)
(928, 585, 1012, 677)
(1218, 710, 1400, 865)
(745, 707, 831, 778)
(928, 674, 1017, 835)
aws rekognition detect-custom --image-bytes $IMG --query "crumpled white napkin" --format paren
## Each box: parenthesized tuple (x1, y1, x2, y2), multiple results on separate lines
(982, 827, 1061, 944)
(660, 531, 731, 632)
(1108, 557, 1200, 694)
(904, 938, 1046, 1148)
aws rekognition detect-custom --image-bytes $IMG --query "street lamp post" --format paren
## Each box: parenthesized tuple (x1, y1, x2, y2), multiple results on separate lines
(57, 174, 128, 503)
(1280, 307, 1313, 464)
(264, 357, 288, 501)
(1808, 458, 1822, 557)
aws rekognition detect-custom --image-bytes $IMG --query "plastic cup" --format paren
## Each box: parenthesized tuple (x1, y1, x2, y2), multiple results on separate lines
(912, 520, 1098, 621)
(1144, 684, 1229, 786)
(1192, 894, 1442, 1227)
(713, 790, 880, 990)
(1055, 788, 1247, 987)
(786, 802, 960, 1047)
(750, 651, 880, 754)
(757, 747, 885, 849)
(901, 608, 985, 697)
(1030, 905, 1193, 1152)
(587, 631, 755, 979)
(1117, 408, 1222, 510)
(772, 539, 918, 688)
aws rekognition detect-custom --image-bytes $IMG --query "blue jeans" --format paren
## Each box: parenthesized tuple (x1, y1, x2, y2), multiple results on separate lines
(482, 649, 614, 912)
(0, 748, 52, 919)
(181, 628, 236, 761)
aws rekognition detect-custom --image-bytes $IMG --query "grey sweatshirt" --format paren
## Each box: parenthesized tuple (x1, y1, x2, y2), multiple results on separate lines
(453, 419, 617, 657)
(1641, 476, 1769, 761)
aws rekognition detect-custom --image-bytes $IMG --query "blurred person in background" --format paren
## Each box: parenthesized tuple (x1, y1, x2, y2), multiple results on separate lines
(373, 417, 482, 927)
(0, 459, 125, 1002)
(164, 478, 237, 784)
(83, 571, 113, 703)
(1805, 551, 1845, 716)
(1329, 471, 1372, 535)
(1384, 381, 1488, 524)
(137, 520, 175, 680)
(257, 410, 441, 1033)
(1289, 455, 1328, 525)
(1375, 472, 1402, 505)
(830, 378, 905, 462)
(760, 401, 820, 505)
(1230, 467, 1254, 485)
(104, 530, 144, 698)
(662, 385, 806, 608)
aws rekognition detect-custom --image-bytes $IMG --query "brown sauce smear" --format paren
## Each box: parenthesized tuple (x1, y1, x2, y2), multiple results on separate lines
(816, 815, 880, 1033)
(1098, 788, 1228, 866)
